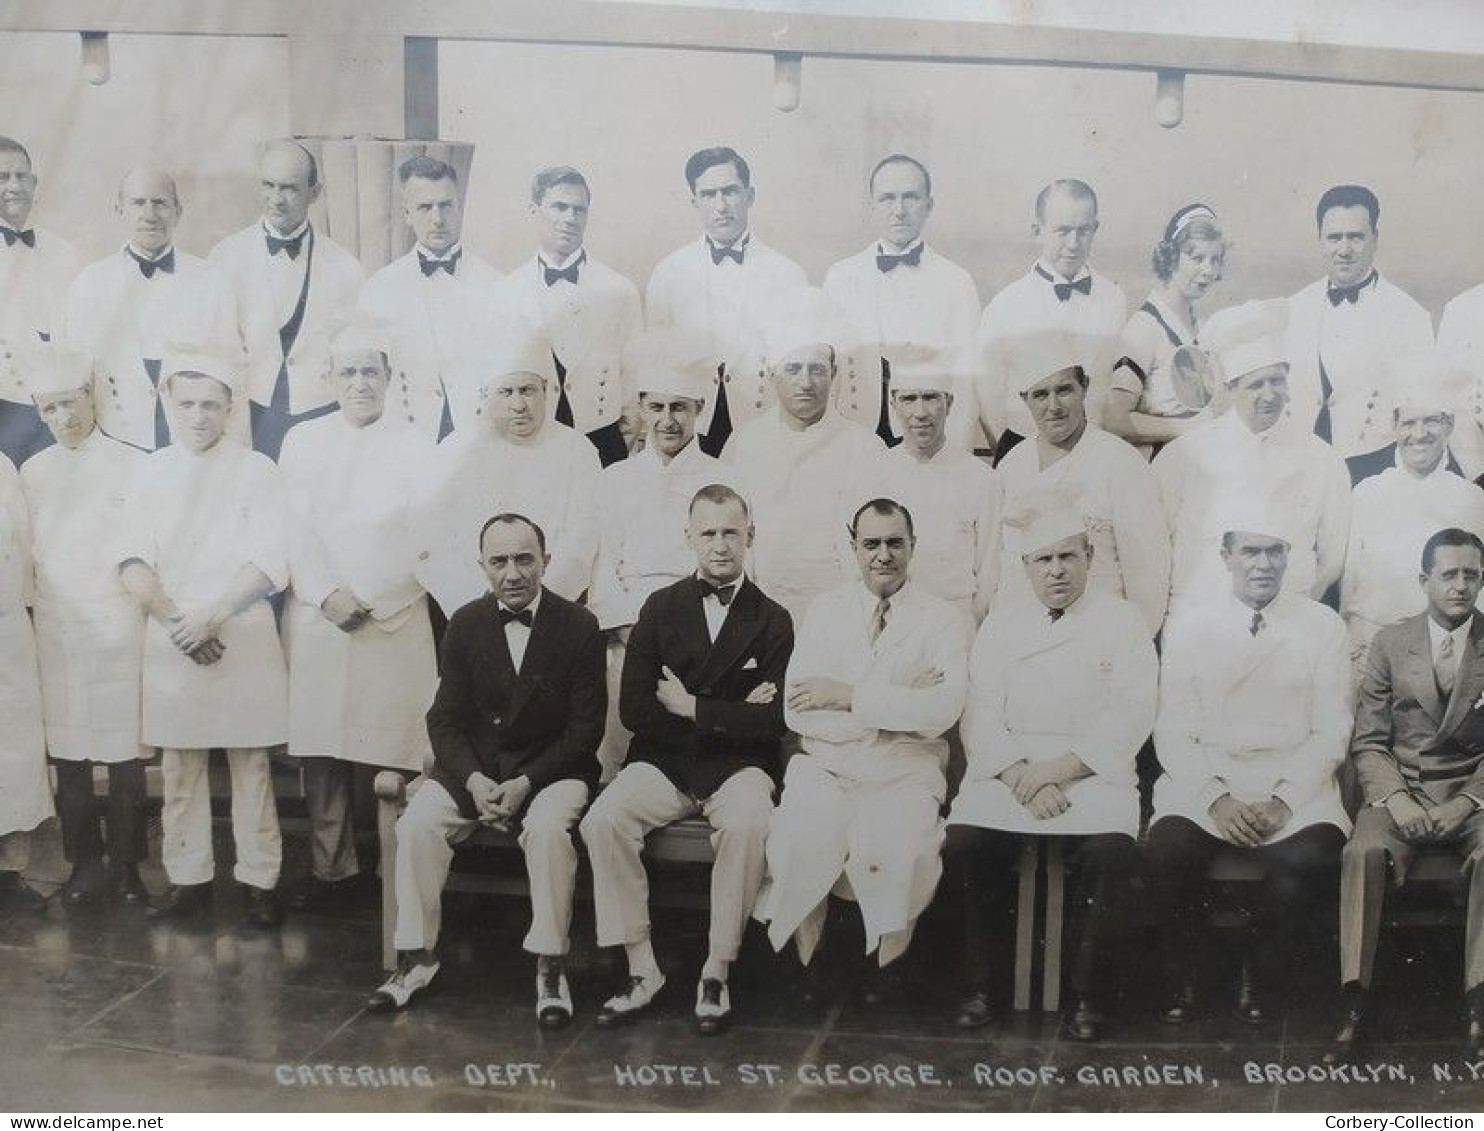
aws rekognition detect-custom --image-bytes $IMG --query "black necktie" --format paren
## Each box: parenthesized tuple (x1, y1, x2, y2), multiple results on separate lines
(543, 251, 585, 287)
(1327, 272, 1376, 306)
(420, 248, 461, 277)
(0, 227, 35, 248)
(129, 247, 175, 279)
(709, 240, 745, 266)
(702, 580, 737, 607)
(266, 230, 305, 259)
(876, 244, 923, 273)
(498, 607, 533, 628)
(1250, 611, 1265, 637)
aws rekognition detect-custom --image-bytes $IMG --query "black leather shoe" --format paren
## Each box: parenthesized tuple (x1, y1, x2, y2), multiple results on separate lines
(61, 863, 107, 908)
(1160, 979, 1198, 1024)
(243, 886, 284, 928)
(148, 883, 214, 922)
(0, 871, 48, 915)
(1064, 998, 1104, 1043)
(1323, 984, 1367, 1065)
(114, 864, 150, 905)
(1233, 963, 1270, 1026)
(955, 988, 994, 1031)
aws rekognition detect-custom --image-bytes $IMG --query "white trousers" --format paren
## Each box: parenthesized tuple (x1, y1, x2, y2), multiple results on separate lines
(161, 747, 282, 889)
(392, 777, 589, 956)
(580, 761, 774, 963)
(597, 637, 631, 784)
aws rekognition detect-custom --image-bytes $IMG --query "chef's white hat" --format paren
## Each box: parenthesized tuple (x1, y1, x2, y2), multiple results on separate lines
(626, 330, 714, 404)
(1203, 300, 1289, 385)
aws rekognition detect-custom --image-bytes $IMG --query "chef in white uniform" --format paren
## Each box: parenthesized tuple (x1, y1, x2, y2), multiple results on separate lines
(1285, 184, 1434, 458)
(279, 320, 438, 909)
(63, 168, 242, 452)
(1145, 514, 1350, 1024)
(945, 509, 1155, 1040)
(726, 290, 885, 623)
(1156, 301, 1351, 614)
(0, 445, 51, 914)
(646, 146, 808, 456)
(0, 136, 79, 467)
(357, 155, 506, 441)
(209, 140, 365, 460)
(499, 166, 644, 467)
(822, 154, 982, 449)
(759, 498, 968, 997)
(117, 349, 289, 927)
(863, 348, 1000, 622)
(418, 337, 600, 617)
(993, 330, 1169, 636)
(22, 350, 148, 906)
(589, 332, 739, 778)
(976, 179, 1128, 463)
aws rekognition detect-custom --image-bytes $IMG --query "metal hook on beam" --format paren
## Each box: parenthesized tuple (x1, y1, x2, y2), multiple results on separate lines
(81, 31, 111, 86)
(773, 52, 802, 113)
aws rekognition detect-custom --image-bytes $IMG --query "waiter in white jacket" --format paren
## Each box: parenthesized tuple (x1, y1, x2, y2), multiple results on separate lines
(357, 155, 506, 441)
(118, 348, 289, 928)
(1285, 184, 1434, 458)
(64, 168, 242, 452)
(759, 498, 969, 1002)
(22, 351, 148, 907)
(279, 320, 438, 910)
(946, 509, 1155, 1041)
(1146, 514, 1350, 1026)
(646, 146, 807, 456)
(823, 154, 982, 449)
(500, 166, 643, 467)
(0, 136, 79, 467)
(209, 140, 365, 460)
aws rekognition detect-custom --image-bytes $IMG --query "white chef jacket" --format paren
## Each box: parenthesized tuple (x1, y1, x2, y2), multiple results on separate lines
(0, 453, 51, 835)
(0, 225, 79, 401)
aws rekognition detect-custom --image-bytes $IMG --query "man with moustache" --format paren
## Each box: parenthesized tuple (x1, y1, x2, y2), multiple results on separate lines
(823, 154, 982, 449)
(646, 146, 808, 455)
(0, 136, 79, 467)
(1330, 528, 1484, 1059)
(357, 155, 506, 441)
(209, 140, 365, 460)
(65, 169, 242, 451)
(21, 351, 148, 906)
(368, 514, 605, 1027)
(977, 180, 1128, 463)
(581, 485, 792, 1034)
(499, 166, 643, 466)
(1285, 184, 1434, 459)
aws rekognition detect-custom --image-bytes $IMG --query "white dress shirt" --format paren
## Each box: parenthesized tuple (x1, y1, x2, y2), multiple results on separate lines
(501, 590, 541, 673)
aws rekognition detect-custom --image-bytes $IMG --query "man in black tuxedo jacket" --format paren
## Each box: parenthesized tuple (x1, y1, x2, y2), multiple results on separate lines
(367, 513, 605, 1029)
(581, 483, 794, 1034)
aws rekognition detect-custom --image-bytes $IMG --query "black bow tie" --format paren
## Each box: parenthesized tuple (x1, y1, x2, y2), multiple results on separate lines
(129, 247, 175, 279)
(419, 248, 461, 277)
(876, 244, 923, 273)
(266, 229, 305, 259)
(542, 252, 585, 287)
(1048, 607, 1065, 624)
(498, 607, 533, 628)
(0, 227, 35, 249)
(702, 580, 738, 607)
(1327, 272, 1376, 306)
(708, 239, 745, 267)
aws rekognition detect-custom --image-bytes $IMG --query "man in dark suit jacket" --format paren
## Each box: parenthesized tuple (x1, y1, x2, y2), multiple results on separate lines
(367, 513, 605, 1029)
(1331, 526, 1484, 1059)
(580, 483, 793, 1034)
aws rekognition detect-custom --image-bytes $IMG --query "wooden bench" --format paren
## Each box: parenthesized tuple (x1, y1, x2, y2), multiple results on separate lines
(373, 771, 719, 971)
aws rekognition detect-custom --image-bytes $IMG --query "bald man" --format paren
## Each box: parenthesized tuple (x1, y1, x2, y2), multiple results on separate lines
(210, 140, 365, 460)
(64, 169, 242, 451)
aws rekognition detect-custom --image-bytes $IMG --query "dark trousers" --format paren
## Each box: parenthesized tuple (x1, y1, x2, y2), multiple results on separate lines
(584, 418, 630, 467)
(250, 398, 337, 463)
(1145, 815, 1343, 992)
(52, 759, 148, 866)
(944, 824, 1139, 1001)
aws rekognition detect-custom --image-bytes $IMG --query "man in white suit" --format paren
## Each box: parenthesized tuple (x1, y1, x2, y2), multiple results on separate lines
(65, 169, 242, 452)
(945, 509, 1155, 1040)
(0, 136, 79, 467)
(759, 498, 968, 1002)
(500, 166, 643, 467)
(823, 154, 982, 449)
(209, 140, 365, 460)
(357, 155, 506, 441)
(1145, 517, 1350, 1026)
(1285, 184, 1434, 458)
(646, 146, 807, 456)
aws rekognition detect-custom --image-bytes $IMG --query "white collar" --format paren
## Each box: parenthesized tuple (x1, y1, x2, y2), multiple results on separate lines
(1034, 259, 1093, 286)
(415, 241, 463, 262)
(124, 242, 174, 263)
(262, 218, 309, 240)
(876, 237, 924, 257)
(705, 230, 751, 253)
(538, 246, 585, 271)
(1231, 591, 1278, 628)
(498, 590, 542, 619)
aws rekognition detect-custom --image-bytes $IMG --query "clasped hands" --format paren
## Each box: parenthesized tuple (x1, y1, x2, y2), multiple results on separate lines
(1385, 791, 1476, 843)
(321, 587, 372, 633)
(1208, 794, 1292, 847)
(467, 771, 532, 829)
(165, 605, 227, 666)
(999, 757, 1079, 820)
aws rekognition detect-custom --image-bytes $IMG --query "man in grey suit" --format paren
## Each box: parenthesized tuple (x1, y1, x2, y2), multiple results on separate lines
(1331, 526, 1484, 1059)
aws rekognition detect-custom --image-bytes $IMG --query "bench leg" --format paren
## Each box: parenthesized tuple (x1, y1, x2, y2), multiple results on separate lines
(1043, 838, 1065, 1013)
(377, 794, 400, 973)
(1013, 839, 1040, 1011)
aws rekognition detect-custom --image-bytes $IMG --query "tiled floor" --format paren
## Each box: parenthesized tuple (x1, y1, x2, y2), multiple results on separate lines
(2, 820, 1482, 1113)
